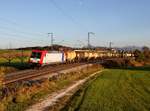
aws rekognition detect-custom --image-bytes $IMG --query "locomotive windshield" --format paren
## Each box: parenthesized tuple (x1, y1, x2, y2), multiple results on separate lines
(31, 52, 41, 59)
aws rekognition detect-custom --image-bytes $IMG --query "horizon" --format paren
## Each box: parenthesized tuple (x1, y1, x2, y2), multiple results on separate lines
(0, 0, 150, 48)
(0, 44, 149, 50)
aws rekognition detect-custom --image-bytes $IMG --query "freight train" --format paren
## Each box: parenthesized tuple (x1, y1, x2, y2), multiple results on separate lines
(29, 49, 133, 67)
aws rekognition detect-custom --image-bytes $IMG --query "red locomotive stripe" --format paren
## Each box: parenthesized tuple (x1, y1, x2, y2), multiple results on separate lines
(39, 51, 47, 65)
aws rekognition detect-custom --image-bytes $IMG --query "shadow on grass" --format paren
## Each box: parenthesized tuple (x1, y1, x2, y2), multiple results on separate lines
(0, 62, 30, 70)
(105, 65, 150, 72)
(126, 66, 150, 71)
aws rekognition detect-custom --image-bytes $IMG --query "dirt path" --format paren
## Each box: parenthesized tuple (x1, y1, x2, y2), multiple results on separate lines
(25, 70, 103, 111)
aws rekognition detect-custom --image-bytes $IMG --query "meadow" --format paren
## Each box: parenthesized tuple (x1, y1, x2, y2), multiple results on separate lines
(63, 66, 150, 111)
(0, 50, 31, 75)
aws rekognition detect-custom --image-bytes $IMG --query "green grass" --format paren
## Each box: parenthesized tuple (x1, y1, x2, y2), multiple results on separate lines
(0, 50, 31, 70)
(0, 58, 30, 70)
(63, 67, 150, 111)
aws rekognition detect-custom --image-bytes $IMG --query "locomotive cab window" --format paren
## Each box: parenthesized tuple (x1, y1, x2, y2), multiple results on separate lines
(31, 52, 41, 59)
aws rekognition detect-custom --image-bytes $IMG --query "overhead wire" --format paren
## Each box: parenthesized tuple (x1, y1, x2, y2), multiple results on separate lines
(0, 36, 39, 49)
(0, 33, 45, 45)
(0, 0, 90, 48)
(49, 0, 93, 47)
(0, 17, 50, 47)
(0, 25, 44, 37)
(0, 26, 47, 42)
(0, 17, 44, 36)
(49, 0, 89, 32)
(0, 31, 48, 46)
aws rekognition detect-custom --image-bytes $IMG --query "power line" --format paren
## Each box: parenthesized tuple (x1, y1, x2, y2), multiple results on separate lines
(0, 17, 49, 46)
(0, 36, 38, 46)
(49, 0, 89, 32)
(0, 32, 46, 46)
(0, 17, 44, 36)
(0, 28, 42, 41)
(0, 25, 44, 37)
(0, 25, 56, 48)
(0, 17, 19, 26)
(0, 26, 51, 47)
(0, 17, 53, 47)
(0, 31, 46, 44)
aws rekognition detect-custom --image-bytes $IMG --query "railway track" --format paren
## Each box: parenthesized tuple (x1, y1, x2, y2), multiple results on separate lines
(3, 58, 125, 85)
(3, 63, 86, 85)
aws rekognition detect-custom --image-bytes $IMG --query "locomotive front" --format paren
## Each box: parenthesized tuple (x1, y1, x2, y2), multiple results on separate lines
(29, 50, 46, 67)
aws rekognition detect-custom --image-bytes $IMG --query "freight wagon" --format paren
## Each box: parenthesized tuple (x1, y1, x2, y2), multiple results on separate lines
(29, 49, 133, 67)
(65, 50, 76, 62)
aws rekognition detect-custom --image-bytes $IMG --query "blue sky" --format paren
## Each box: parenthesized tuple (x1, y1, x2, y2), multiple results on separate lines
(0, 0, 150, 48)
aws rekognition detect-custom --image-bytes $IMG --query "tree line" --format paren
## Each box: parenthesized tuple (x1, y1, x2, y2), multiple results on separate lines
(134, 46, 150, 62)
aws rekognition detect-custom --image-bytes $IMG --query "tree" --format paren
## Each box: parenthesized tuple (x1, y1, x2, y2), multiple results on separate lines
(142, 46, 150, 59)
(134, 49, 145, 62)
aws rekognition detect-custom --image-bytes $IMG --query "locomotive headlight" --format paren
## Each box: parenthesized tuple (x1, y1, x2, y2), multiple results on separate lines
(30, 58, 40, 63)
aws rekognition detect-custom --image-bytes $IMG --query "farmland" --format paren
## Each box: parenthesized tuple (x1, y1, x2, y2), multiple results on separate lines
(0, 50, 31, 75)
(63, 66, 150, 111)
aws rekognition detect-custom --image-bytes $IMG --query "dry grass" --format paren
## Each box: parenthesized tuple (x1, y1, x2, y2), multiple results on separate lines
(129, 60, 144, 67)
(0, 66, 18, 75)
(0, 64, 102, 111)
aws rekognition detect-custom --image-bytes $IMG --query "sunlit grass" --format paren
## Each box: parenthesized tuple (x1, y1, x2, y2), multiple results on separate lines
(63, 67, 150, 111)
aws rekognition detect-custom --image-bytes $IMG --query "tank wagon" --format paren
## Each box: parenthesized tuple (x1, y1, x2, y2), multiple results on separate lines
(29, 49, 133, 67)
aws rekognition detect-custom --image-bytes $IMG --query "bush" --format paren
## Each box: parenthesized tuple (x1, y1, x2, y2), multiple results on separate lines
(134, 47, 150, 62)
(102, 59, 128, 68)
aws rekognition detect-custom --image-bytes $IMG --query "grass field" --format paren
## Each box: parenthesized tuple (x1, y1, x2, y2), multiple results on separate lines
(0, 50, 31, 71)
(63, 67, 150, 111)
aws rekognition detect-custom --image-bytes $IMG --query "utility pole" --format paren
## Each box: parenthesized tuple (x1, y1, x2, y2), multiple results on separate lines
(109, 42, 113, 49)
(48, 33, 54, 50)
(88, 32, 95, 49)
